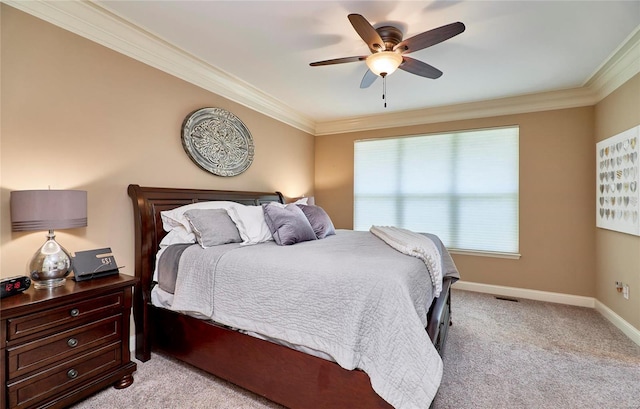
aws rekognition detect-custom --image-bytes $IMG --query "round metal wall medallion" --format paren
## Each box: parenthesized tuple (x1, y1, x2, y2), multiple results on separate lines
(181, 107, 255, 177)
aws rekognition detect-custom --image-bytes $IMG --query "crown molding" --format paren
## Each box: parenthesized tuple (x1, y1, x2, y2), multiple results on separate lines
(584, 25, 640, 101)
(317, 26, 640, 135)
(314, 86, 597, 135)
(6, 1, 639, 137)
(4, 0, 316, 135)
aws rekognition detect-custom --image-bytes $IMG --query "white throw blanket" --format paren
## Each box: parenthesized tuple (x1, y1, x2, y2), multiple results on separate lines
(370, 226, 443, 297)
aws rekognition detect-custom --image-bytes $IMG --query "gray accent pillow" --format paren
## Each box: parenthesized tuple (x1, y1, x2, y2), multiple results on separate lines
(184, 209, 242, 248)
(262, 203, 317, 246)
(297, 204, 336, 239)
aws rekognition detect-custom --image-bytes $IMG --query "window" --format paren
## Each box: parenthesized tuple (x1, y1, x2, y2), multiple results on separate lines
(354, 126, 519, 255)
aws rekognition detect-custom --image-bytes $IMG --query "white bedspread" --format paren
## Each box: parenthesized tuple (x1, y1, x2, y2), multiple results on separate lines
(169, 230, 452, 409)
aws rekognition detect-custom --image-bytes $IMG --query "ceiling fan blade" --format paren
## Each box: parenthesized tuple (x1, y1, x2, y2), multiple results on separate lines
(398, 57, 443, 79)
(394, 22, 465, 54)
(310, 56, 367, 66)
(360, 69, 378, 89)
(348, 14, 385, 52)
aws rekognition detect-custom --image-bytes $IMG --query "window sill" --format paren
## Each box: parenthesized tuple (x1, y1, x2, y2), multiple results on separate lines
(449, 248, 521, 260)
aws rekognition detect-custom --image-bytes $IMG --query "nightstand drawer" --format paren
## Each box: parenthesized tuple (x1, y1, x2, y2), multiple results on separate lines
(7, 314, 122, 379)
(7, 291, 124, 341)
(7, 342, 122, 409)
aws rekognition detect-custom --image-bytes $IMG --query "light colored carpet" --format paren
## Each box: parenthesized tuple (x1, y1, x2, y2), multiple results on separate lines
(71, 289, 640, 409)
(435, 290, 640, 409)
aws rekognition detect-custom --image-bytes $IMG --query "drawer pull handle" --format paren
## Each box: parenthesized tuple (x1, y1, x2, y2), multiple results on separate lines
(69, 308, 80, 317)
(67, 369, 78, 379)
(67, 338, 78, 348)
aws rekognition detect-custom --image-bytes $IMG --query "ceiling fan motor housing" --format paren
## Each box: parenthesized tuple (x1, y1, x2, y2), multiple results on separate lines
(374, 26, 404, 52)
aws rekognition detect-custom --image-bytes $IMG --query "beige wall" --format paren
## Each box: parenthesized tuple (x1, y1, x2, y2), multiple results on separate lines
(594, 73, 640, 330)
(0, 6, 314, 278)
(3, 4, 637, 333)
(316, 108, 597, 297)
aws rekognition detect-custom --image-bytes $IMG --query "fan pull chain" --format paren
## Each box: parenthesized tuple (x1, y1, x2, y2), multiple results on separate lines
(382, 73, 387, 108)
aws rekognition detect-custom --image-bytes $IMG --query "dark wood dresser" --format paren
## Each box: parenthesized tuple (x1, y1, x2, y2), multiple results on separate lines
(1, 274, 137, 409)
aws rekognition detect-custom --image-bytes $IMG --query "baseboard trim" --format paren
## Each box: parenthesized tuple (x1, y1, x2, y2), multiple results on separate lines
(130, 335, 136, 354)
(595, 300, 640, 347)
(453, 280, 640, 347)
(452, 280, 595, 307)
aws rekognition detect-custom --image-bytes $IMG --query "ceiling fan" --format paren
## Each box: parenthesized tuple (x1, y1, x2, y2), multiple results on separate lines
(310, 14, 465, 90)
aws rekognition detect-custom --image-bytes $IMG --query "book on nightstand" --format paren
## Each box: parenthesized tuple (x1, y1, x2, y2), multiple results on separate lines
(72, 247, 120, 281)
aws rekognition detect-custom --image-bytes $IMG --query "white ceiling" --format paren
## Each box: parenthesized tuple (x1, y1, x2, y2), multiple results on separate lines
(95, 1, 640, 119)
(10, 1, 640, 134)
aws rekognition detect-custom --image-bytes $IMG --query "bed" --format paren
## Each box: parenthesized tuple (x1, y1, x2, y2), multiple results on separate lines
(128, 184, 457, 409)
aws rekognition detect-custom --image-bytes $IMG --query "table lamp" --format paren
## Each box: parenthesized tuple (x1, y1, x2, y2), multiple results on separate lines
(10, 190, 87, 289)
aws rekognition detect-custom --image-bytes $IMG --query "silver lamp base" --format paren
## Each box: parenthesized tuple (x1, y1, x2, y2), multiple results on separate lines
(29, 230, 71, 289)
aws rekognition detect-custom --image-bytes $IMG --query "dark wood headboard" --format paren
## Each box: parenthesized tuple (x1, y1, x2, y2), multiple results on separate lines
(127, 184, 284, 359)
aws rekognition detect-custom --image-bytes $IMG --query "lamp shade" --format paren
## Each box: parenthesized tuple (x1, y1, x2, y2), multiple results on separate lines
(10, 190, 87, 231)
(366, 51, 403, 76)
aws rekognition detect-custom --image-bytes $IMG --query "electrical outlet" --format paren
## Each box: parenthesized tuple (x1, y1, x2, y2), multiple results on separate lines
(623, 284, 629, 300)
(616, 281, 624, 292)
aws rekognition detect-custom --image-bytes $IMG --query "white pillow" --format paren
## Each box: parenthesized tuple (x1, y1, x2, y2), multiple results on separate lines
(227, 205, 274, 245)
(160, 201, 240, 233)
(159, 228, 196, 248)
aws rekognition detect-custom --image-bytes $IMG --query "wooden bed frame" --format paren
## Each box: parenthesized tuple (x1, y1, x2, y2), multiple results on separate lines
(128, 184, 453, 408)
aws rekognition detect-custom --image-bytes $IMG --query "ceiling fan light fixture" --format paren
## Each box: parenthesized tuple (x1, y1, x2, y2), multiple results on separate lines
(366, 51, 403, 76)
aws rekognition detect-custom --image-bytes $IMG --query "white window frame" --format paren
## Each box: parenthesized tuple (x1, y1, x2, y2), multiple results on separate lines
(354, 126, 520, 258)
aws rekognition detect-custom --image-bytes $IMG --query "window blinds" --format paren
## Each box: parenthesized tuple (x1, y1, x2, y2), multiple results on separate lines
(354, 127, 519, 254)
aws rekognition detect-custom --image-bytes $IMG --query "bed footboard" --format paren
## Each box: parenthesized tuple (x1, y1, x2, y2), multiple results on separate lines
(150, 306, 393, 409)
(427, 276, 454, 355)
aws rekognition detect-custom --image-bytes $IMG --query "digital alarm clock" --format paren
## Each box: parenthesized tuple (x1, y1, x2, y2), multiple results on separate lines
(1, 276, 31, 298)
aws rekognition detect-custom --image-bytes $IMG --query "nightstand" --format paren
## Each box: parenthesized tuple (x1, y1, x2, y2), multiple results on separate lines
(1, 274, 137, 409)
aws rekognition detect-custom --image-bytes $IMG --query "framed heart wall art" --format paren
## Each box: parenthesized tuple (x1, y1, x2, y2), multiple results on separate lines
(596, 125, 639, 236)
